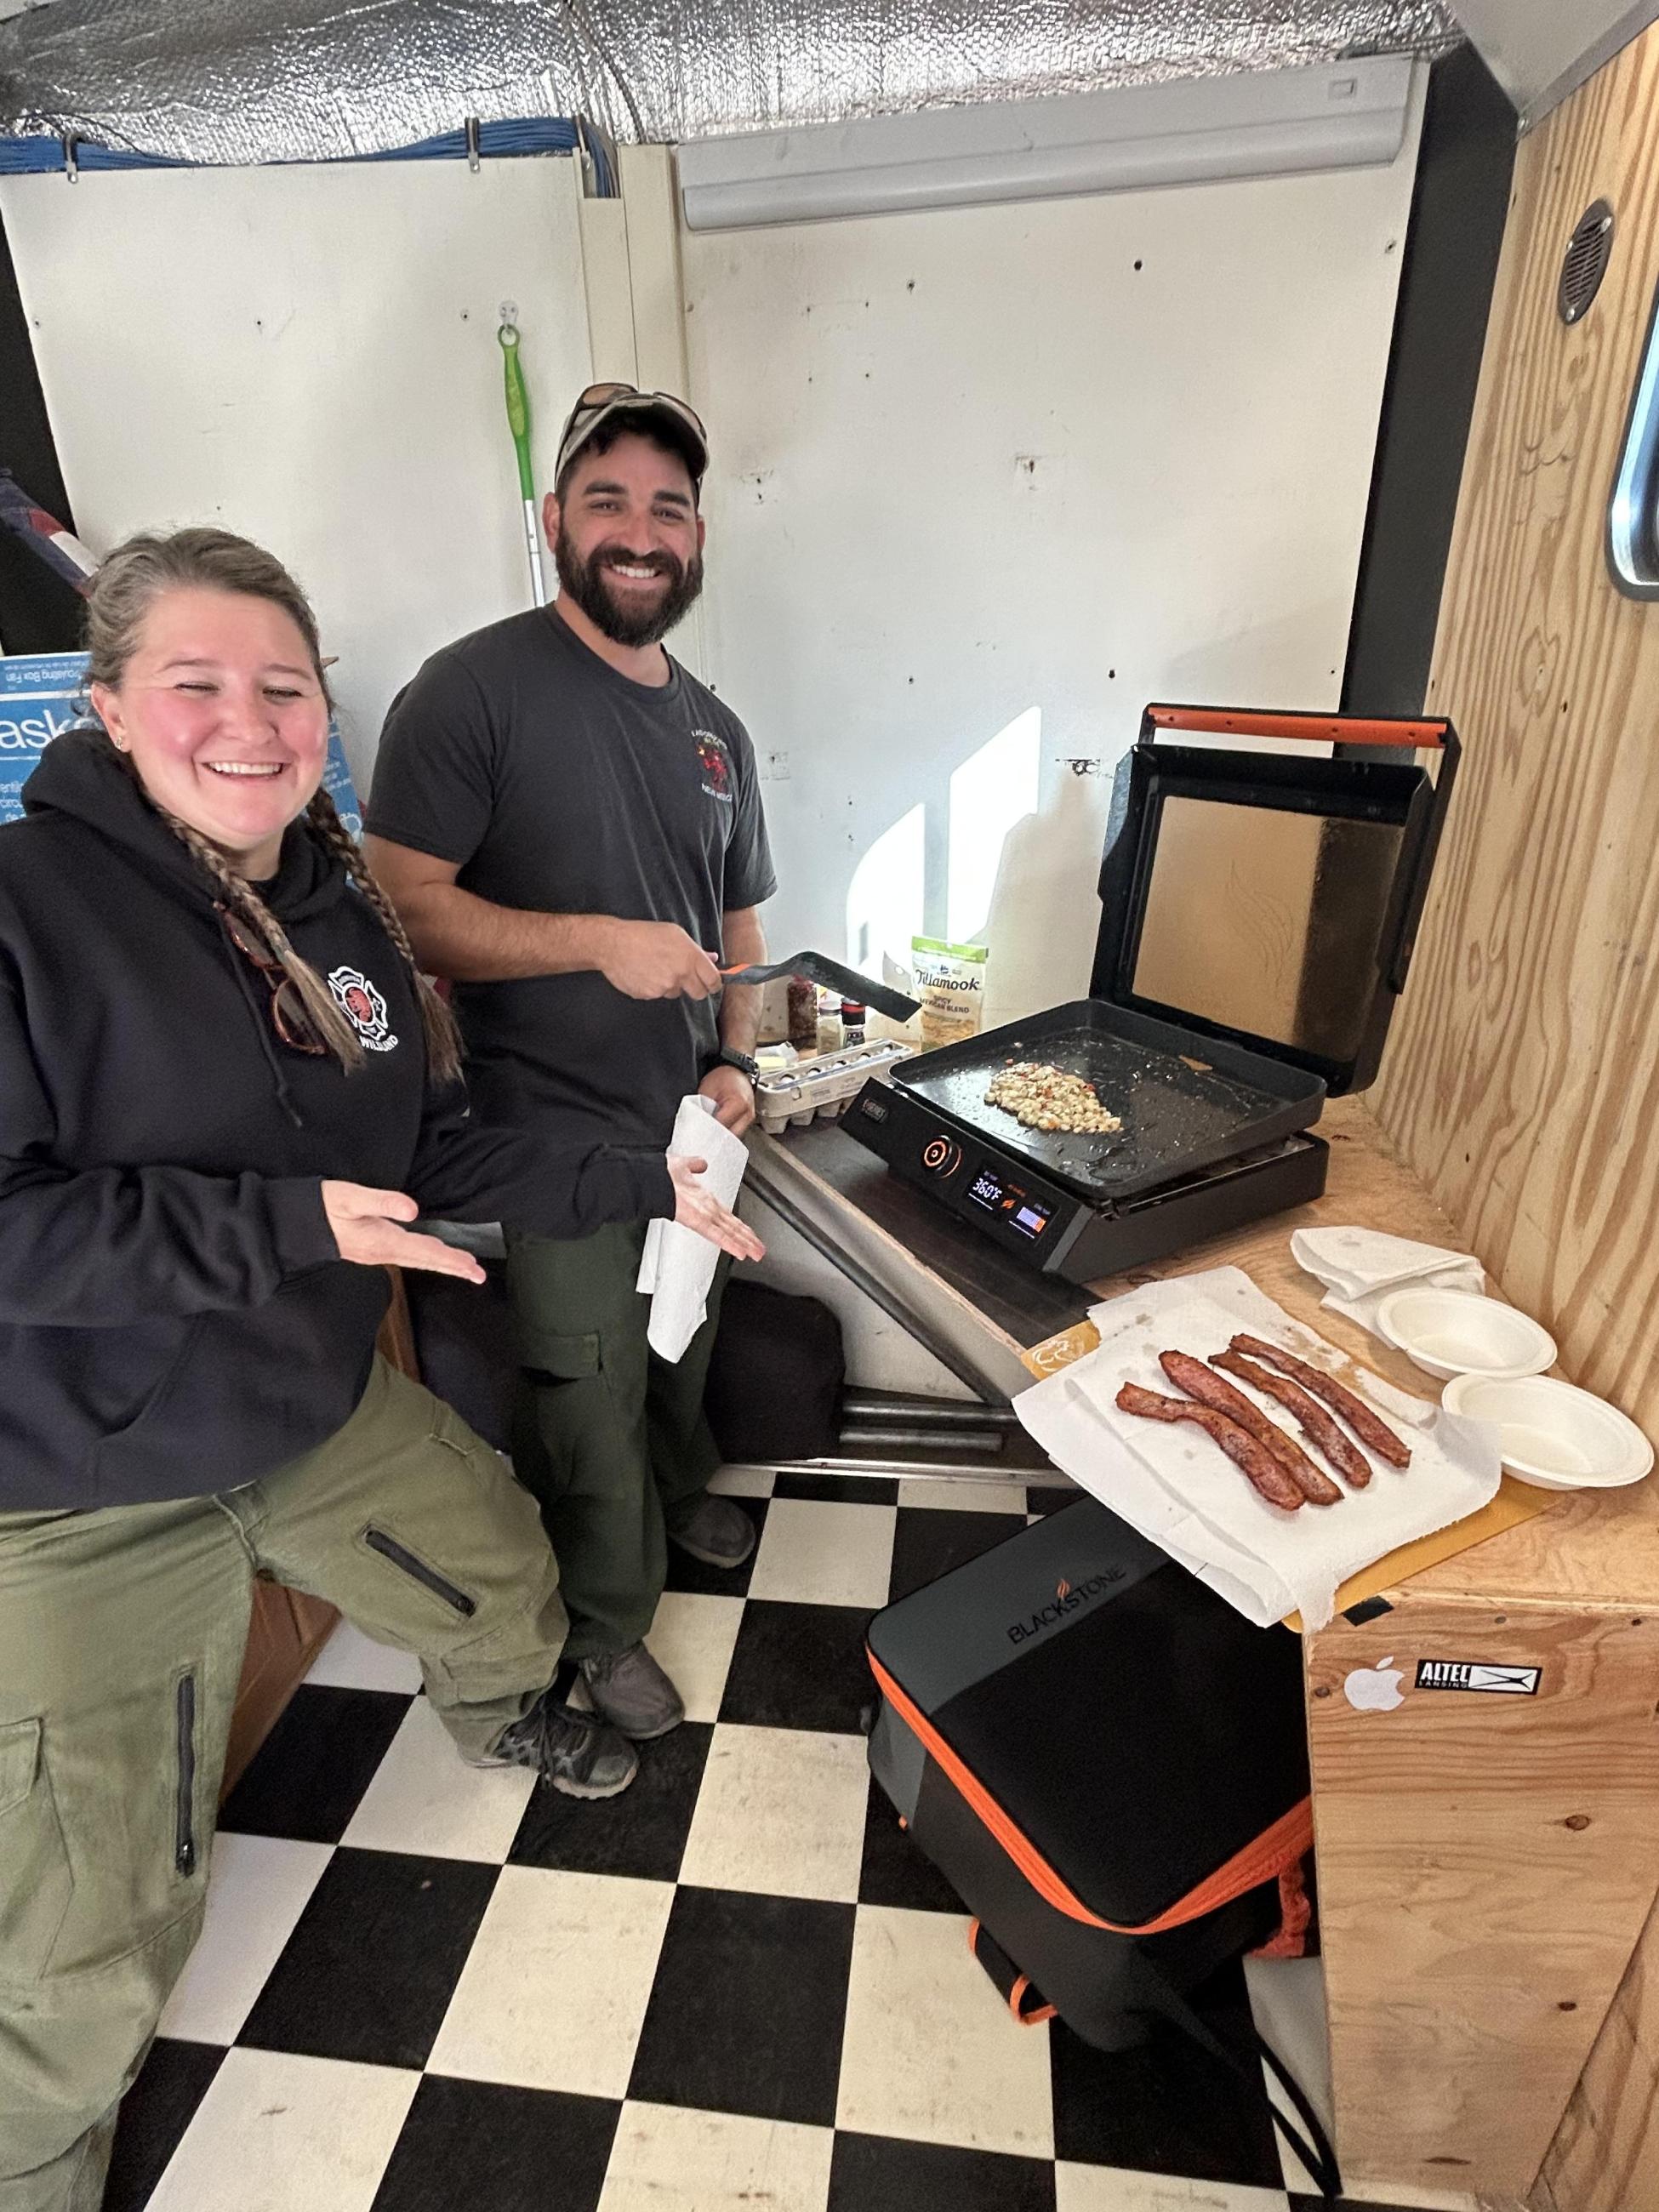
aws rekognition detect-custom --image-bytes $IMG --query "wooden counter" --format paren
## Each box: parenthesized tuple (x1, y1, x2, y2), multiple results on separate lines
(1076, 1097, 1659, 2203)
(747, 1097, 1659, 2204)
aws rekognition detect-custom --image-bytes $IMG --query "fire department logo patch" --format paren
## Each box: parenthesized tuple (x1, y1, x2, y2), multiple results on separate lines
(693, 728, 733, 803)
(328, 966, 398, 1052)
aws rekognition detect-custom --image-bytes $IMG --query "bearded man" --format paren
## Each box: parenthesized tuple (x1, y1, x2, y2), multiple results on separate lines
(366, 384, 775, 1744)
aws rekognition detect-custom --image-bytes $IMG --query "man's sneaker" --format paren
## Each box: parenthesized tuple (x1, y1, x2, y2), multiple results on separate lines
(667, 1492, 757, 1570)
(468, 1689, 638, 1799)
(579, 1643, 685, 1740)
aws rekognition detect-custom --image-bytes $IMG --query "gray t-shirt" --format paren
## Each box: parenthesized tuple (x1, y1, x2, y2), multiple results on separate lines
(368, 607, 776, 1148)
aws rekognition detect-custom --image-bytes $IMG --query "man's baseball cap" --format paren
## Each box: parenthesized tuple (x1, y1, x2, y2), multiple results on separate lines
(555, 380, 709, 491)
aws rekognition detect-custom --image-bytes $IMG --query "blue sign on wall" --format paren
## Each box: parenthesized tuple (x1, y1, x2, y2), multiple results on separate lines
(0, 652, 363, 833)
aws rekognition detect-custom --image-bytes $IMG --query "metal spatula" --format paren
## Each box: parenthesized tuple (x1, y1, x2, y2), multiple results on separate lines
(718, 950, 921, 1024)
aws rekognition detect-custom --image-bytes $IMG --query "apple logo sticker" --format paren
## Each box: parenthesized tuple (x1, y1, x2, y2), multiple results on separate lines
(1343, 1656, 1406, 1713)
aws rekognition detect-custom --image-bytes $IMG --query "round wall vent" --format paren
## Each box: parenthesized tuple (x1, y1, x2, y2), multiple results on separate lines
(1559, 200, 1615, 325)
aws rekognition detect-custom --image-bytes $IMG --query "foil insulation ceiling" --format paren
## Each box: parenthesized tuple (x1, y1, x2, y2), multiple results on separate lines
(0, 0, 1460, 162)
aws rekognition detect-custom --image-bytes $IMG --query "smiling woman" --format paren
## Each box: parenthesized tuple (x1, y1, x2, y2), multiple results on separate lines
(0, 523, 763, 2206)
(80, 531, 448, 1081)
(91, 587, 330, 883)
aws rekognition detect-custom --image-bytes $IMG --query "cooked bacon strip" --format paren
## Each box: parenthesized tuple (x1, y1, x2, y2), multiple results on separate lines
(1229, 1334, 1412, 1468)
(1211, 1348, 1372, 1489)
(1116, 1383, 1304, 1512)
(1160, 1351, 1343, 1506)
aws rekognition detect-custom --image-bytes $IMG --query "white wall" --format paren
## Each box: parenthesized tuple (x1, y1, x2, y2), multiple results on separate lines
(0, 158, 594, 786)
(681, 90, 1424, 1024)
(3, 109, 1425, 1025)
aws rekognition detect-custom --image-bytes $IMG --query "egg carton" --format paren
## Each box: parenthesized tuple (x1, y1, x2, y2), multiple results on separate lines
(756, 1039, 915, 1134)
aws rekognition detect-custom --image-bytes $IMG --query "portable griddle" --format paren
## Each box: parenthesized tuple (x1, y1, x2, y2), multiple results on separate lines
(846, 704, 1460, 1284)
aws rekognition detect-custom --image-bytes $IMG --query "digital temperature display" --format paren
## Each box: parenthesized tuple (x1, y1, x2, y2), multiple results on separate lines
(966, 1165, 1053, 1240)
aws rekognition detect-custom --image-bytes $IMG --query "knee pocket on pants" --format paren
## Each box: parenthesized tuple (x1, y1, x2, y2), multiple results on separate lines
(0, 1719, 74, 1985)
(519, 1330, 601, 1385)
(354, 1401, 549, 1633)
(358, 1524, 481, 1622)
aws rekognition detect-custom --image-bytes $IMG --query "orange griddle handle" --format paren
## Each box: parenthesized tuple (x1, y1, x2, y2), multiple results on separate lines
(1145, 704, 1450, 750)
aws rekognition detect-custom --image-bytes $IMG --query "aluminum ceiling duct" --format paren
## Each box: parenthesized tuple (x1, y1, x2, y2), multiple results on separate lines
(0, 0, 1460, 164)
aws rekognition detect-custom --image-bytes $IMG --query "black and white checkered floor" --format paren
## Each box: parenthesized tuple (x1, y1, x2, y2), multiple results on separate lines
(106, 1474, 1474, 2212)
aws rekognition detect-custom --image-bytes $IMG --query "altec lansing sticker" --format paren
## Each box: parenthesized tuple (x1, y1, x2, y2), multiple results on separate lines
(1415, 1660, 1541, 1696)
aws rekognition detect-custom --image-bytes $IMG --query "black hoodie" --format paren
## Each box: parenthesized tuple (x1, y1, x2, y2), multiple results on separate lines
(0, 730, 674, 1511)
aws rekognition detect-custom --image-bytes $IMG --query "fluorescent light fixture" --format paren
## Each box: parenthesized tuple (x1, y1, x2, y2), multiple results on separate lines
(678, 56, 1416, 231)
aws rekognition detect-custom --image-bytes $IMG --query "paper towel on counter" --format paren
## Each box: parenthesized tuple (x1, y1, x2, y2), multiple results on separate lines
(1014, 1266, 1501, 1630)
(636, 1095, 749, 1363)
(1291, 1225, 1484, 1335)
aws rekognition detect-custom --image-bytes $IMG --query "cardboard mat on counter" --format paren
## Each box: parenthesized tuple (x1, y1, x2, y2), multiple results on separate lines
(1018, 1314, 1554, 1629)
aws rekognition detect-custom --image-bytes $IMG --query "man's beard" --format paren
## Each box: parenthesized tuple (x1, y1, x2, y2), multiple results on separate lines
(554, 527, 704, 648)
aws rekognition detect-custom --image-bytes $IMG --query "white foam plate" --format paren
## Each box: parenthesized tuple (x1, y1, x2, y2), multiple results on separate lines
(1377, 1287, 1555, 1382)
(1442, 1372, 1654, 1490)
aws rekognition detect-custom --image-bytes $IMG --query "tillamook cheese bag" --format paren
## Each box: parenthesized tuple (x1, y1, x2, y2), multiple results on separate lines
(912, 937, 989, 1049)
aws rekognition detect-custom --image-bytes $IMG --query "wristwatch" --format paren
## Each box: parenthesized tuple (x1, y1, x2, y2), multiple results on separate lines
(715, 1047, 760, 1081)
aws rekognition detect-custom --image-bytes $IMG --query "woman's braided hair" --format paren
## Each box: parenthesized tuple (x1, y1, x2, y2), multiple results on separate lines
(84, 527, 462, 1086)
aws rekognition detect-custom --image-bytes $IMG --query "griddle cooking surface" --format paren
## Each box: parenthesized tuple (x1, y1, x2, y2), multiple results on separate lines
(897, 1012, 1309, 1203)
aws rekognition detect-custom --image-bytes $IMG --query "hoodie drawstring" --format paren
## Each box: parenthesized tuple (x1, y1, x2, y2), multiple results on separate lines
(220, 935, 306, 1129)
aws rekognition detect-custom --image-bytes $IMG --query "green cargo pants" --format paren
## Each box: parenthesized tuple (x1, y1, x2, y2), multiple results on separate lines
(504, 1219, 732, 1662)
(0, 1358, 569, 2212)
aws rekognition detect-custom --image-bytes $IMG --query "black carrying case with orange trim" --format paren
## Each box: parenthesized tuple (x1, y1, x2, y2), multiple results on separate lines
(866, 1494, 1312, 2055)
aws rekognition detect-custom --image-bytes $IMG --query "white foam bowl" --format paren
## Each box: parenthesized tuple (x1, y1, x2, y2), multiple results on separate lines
(1376, 1287, 1556, 1382)
(1442, 1372, 1654, 1490)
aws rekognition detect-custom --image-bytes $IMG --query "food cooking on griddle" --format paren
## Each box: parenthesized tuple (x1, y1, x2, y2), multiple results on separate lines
(984, 1061, 1123, 1135)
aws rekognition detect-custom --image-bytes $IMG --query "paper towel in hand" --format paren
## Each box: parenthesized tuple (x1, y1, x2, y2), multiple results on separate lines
(1291, 1225, 1484, 1334)
(1014, 1267, 1501, 1629)
(636, 1095, 749, 1363)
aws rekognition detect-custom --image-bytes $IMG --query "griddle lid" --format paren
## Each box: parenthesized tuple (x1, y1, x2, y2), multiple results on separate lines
(1091, 705, 1460, 1096)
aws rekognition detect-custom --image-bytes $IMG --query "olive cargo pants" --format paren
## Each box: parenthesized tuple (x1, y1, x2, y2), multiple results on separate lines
(504, 1220, 732, 1661)
(0, 1359, 569, 2211)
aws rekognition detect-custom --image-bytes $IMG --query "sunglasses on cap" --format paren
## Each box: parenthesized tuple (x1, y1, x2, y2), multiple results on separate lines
(556, 381, 709, 485)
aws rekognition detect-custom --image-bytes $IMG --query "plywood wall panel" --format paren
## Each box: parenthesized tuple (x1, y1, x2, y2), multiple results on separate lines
(1536, 1902, 1659, 2211)
(1371, 26, 1659, 1435)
